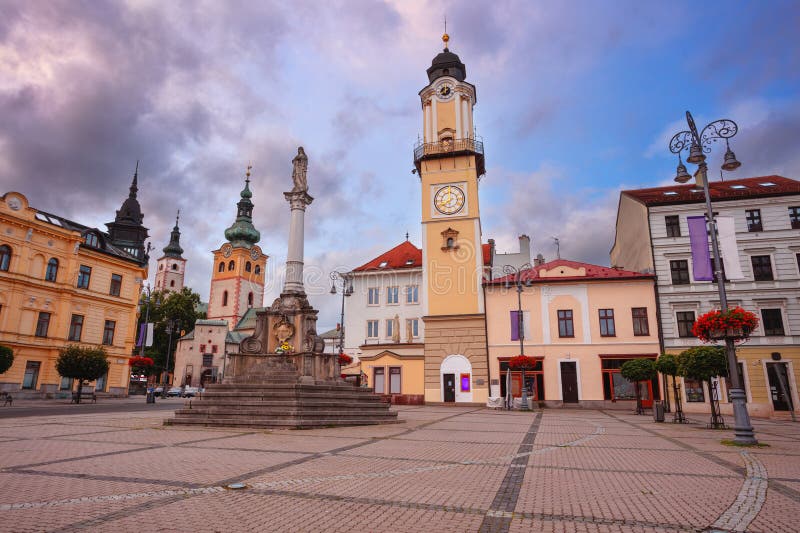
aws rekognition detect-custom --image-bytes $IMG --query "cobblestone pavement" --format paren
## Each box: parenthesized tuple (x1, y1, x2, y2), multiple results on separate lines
(1, 406, 799, 532)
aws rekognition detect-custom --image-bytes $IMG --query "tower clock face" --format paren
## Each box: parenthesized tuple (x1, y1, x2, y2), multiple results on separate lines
(434, 185, 466, 215)
(436, 82, 454, 100)
(250, 246, 261, 260)
(221, 243, 233, 257)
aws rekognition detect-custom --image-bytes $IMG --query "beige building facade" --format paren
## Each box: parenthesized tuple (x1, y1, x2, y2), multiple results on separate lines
(485, 260, 661, 408)
(0, 183, 148, 397)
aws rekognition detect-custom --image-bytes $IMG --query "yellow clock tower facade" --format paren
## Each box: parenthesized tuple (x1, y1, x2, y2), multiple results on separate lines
(415, 34, 489, 404)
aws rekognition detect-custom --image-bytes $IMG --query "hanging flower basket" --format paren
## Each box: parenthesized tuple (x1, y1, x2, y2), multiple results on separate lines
(338, 353, 353, 366)
(129, 356, 154, 367)
(508, 355, 537, 370)
(692, 307, 759, 343)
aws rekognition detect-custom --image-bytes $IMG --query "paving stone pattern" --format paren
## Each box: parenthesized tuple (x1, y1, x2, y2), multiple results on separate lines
(0, 406, 799, 532)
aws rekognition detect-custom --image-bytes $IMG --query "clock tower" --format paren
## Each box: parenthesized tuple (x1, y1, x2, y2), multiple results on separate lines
(207, 167, 268, 327)
(415, 34, 489, 404)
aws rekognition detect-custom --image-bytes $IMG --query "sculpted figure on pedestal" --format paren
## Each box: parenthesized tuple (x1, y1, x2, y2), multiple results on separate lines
(291, 147, 308, 193)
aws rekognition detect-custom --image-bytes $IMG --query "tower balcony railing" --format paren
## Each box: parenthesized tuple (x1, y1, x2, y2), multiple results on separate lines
(413, 137, 485, 177)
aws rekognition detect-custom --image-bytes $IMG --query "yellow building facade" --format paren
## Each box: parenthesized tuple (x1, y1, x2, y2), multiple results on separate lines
(416, 35, 490, 404)
(0, 186, 148, 397)
(485, 260, 661, 408)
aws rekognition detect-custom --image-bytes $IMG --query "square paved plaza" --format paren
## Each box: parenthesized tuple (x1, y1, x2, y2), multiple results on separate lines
(1, 405, 799, 532)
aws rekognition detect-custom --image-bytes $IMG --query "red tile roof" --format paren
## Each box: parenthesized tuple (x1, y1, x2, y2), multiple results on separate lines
(354, 240, 493, 272)
(353, 241, 422, 271)
(486, 259, 653, 286)
(622, 175, 799, 206)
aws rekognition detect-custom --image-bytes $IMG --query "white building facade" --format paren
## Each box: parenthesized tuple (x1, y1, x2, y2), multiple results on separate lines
(612, 175, 800, 418)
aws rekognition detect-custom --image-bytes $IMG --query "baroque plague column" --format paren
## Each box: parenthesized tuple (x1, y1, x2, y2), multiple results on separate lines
(169, 149, 397, 428)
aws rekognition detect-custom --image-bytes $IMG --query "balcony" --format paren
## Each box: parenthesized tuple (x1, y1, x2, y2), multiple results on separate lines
(413, 138, 485, 177)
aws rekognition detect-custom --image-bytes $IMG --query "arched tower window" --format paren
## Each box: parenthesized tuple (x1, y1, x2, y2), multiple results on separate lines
(0, 245, 10, 271)
(245, 261, 252, 273)
(218, 262, 224, 272)
(170, 280, 175, 287)
(248, 292, 253, 307)
(255, 265, 261, 275)
(228, 260, 235, 271)
(45, 258, 58, 282)
(171, 263, 178, 271)
(222, 291, 228, 307)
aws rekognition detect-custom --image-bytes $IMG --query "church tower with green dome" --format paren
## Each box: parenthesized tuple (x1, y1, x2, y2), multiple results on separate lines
(154, 211, 187, 294)
(206, 166, 268, 327)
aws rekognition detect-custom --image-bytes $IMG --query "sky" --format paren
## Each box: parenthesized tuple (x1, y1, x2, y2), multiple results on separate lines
(2, 0, 799, 330)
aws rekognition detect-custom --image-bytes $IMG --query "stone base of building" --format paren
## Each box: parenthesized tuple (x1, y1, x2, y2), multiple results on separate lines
(423, 314, 490, 403)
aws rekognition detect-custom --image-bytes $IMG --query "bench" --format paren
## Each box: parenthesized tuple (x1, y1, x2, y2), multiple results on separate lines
(71, 391, 97, 403)
(1, 392, 11, 406)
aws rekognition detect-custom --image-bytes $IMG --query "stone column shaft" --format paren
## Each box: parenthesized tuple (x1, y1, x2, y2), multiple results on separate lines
(283, 191, 313, 294)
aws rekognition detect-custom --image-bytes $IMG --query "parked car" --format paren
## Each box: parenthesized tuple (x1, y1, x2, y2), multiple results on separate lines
(182, 386, 200, 397)
(165, 387, 183, 398)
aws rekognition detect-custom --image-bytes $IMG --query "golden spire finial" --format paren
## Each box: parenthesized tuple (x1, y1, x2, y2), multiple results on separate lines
(246, 162, 252, 180)
(442, 15, 449, 49)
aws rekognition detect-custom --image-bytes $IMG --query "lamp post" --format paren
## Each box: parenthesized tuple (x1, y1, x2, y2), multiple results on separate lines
(163, 318, 180, 390)
(668, 110, 756, 445)
(138, 284, 154, 359)
(329, 271, 354, 357)
(503, 263, 533, 410)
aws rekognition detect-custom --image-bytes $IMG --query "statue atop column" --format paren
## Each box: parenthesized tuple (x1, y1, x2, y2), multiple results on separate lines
(291, 147, 308, 193)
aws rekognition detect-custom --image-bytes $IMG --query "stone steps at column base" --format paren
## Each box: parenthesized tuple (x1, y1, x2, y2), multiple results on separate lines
(166, 416, 402, 429)
(176, 399, 388, 409)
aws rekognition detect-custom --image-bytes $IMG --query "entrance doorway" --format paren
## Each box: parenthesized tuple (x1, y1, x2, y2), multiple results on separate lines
(767, 363, 794, 411)
(22, 361, 40, 390)
(560, 362, 578, 403)
(443, 373, 456, 402)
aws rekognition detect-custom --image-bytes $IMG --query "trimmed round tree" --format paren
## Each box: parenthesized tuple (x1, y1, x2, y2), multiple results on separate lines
(656, 354, 684, 421)
(620, 358, 657, 415)
(677, 346, 728, 427)
(56, 345, 110, 403)
(0, 344, 13, 375)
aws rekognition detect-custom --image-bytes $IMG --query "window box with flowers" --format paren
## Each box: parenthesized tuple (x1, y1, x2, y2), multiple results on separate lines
(338, 353, 353, 366)
(692, 307, 759, 343)
(129, 356, 156, 375)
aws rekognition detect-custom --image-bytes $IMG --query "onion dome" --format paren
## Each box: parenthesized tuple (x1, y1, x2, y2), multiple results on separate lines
(223, 166, 261, 247)
(426, 33, 466, 82)
(162, 211, 184, 258)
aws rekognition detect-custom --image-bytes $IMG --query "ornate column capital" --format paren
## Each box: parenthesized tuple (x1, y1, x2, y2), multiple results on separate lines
(284, 191, 314, 210)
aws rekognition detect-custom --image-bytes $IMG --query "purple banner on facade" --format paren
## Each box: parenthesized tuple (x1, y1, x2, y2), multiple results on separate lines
(687, 215, 713, 281)
(136, 323, 147, 347)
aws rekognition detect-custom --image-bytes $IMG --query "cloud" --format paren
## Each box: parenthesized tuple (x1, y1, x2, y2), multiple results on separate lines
(482, 163, 620, 266)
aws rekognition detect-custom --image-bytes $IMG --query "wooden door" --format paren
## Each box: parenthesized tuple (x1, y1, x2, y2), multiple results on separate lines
(767, 363, 793, 411)
(443, 373, 456, 402)
(560, 362, 578, 403)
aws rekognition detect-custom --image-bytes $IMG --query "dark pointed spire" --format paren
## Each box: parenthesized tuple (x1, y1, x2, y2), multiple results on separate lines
(129, 160, 139, 198)
(162, 209, 184, 258)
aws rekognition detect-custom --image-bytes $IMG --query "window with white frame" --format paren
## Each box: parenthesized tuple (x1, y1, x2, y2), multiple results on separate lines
(407, 318, 419, 338)
(386, 318, 394, 338)
(367, 320, 379, 338)
(368, 288, 380, 305)
(406, 285, 419, 304)
(387, 286, 399, 304)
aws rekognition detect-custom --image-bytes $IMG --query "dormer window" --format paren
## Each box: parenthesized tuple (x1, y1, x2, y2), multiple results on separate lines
(85, 233, 99, 247)
(405, 259, 414, 265)
(379, 261, 388, 268)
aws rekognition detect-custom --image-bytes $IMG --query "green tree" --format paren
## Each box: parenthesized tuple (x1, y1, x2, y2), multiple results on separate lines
(677, 346, 728, 427)
(620, 358, 657, 415)
(0, 345, 13, 374)
(656, 353, 684, 421)
(136, 287, 205, 375)
(56, 345, 109, 403)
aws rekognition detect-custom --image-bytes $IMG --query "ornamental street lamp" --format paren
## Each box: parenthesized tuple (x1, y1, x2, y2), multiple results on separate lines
(138, 284, 159, 358)
(163, 318, 181, 390)
(329, 271, 354, 356)
(668, 111, 756, 445)
(503, 263, 533, 410)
